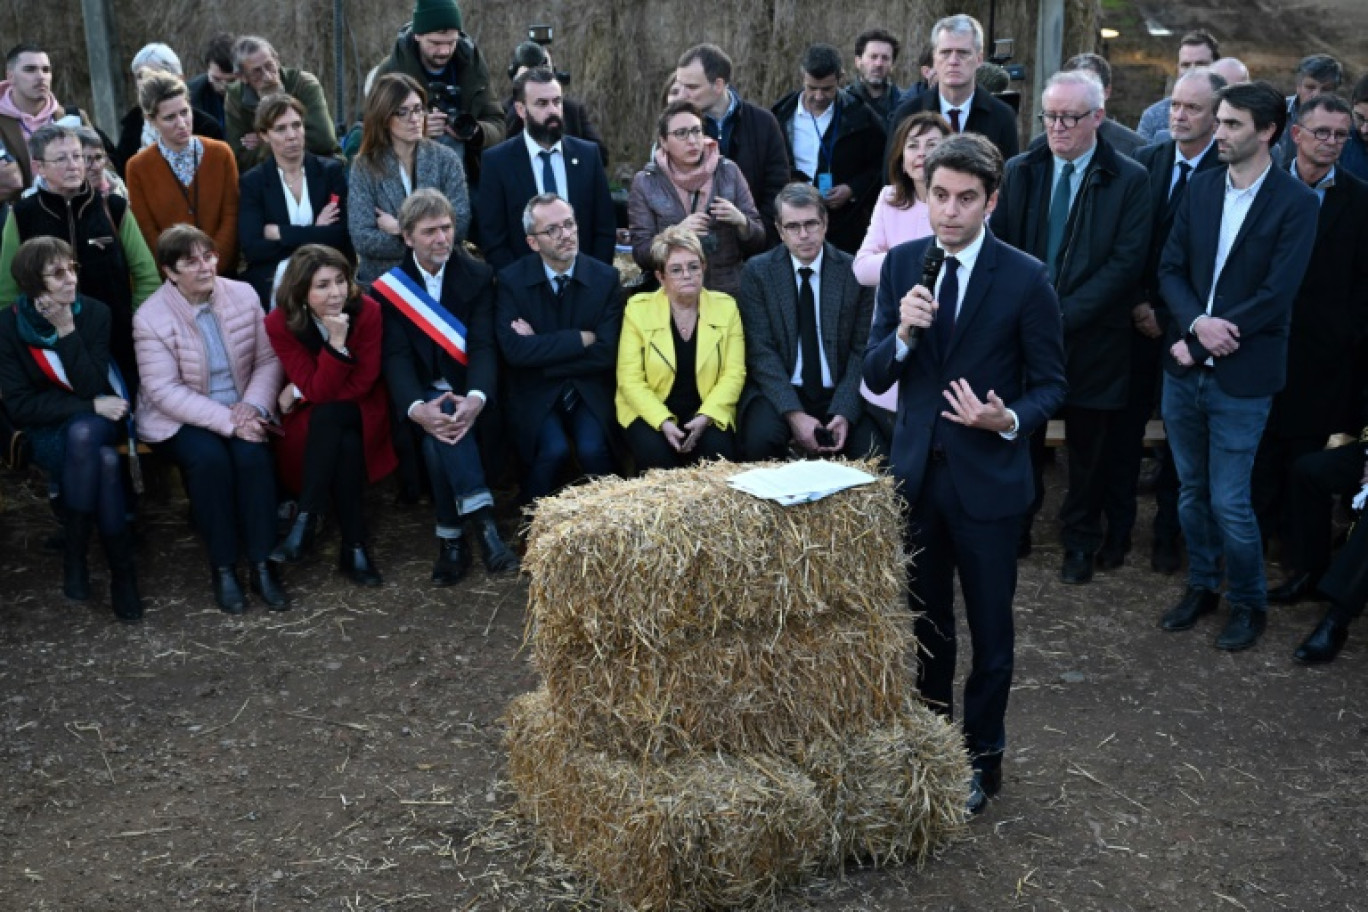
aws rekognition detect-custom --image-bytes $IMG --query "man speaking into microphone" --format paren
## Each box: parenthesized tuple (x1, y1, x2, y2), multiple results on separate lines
(864, 133, 1066, 815)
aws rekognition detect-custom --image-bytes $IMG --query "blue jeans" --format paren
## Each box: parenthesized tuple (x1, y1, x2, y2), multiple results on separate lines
(524, 405, 616, 501)
(1161, 369, 1271, 607)
(419, 391, 493, 537)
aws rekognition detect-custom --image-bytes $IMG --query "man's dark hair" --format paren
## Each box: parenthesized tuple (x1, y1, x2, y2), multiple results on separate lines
(1179, 30, 1220, 60)
(1352, 73, 1368, 106)
(1217, 80, 1289, 147)
(678, 44, 732, 85)
(924, 133, 1004, 197)
(801, 43, 843, 81)
(916, 42, 935, 71)
(1295, 53, 1343, 89)
(1297, 92, 1351, 123)
(203, 33, 235, 72)
(512, 66, 558, 104)
(5, 43, 44, 70)
(855, 28, 900, 60)
(1063, 52, 1111, 92)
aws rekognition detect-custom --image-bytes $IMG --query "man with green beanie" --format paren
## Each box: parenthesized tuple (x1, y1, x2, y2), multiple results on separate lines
(376, 0, 504, 181)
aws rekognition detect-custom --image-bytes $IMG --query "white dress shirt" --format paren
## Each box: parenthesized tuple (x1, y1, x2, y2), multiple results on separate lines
(939, 91, 974, 132)
(523, 129, 568, 197)
(788, 249, 833, 388)
(792, 103, 835, 180)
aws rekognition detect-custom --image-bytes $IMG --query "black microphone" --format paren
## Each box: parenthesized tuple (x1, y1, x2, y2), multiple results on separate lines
(908, 245, 945, 347)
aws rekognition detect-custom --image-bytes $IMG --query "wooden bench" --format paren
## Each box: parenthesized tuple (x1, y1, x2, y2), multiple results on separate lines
(1045, 418, 1167, 448)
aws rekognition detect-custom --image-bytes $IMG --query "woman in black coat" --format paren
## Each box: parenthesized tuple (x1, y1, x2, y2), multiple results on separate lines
(0, 237, 143, 621)
(237, 93, 351, 308)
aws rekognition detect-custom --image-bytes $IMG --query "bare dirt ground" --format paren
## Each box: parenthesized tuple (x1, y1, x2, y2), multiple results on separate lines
(3, 452, 1366, 911)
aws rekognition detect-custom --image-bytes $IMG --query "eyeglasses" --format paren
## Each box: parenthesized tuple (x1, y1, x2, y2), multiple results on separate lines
(1353, 111, 1368, 127)
(83, 152, 106, 165)
(1304, 126, 1351, 144)
(175, 251, 220, 270)
(41, 263, 79, 280)
(665, 262, 703, 278)
(392, 105, 426, 120)
(668, 126, 704, 141)
(36, 153, 84, 167)
(531, 218, 577, 240)
(1038, 110, 1095, 129)
(780, 218, 824, 236)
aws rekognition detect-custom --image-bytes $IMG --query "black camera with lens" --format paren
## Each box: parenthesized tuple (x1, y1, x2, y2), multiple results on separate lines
(427, 82, 480, 142)
(699, 232, 720, 256)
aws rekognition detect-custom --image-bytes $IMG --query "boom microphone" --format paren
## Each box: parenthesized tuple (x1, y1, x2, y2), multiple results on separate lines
(909, 245, 945, 347)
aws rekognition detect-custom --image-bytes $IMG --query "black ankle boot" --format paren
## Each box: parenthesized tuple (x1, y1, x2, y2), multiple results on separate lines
(339, 543, 383, 587)
(250, 562, 291, 610)
(101, 530, 144, 623)
(469, 509, 520, 574)
(269, 512, 317, 564)
(213, 565, 247, 614)
(63, 510, 94, 600)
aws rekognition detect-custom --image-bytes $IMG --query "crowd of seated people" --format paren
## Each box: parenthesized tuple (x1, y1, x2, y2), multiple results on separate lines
(0, 4, 1363, 676)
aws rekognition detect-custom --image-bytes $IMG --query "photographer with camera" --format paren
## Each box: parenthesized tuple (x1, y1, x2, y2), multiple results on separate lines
(503, 36, 609, 168)
(376, 0, 504, 179)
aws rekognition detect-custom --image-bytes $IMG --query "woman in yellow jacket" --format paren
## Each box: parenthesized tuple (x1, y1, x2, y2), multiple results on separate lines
(616, 225, 745, 470)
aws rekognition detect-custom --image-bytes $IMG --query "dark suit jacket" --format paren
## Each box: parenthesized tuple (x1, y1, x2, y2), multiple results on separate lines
(863, 229, 1067, 520)
(771, 90, 887, 255)
(990, 133, 1151, 408)
(1269, 167, 1368, 437)
(712, 96, 791, 247)
(738, 243, 874, 424)
(377, 249, 497, 415)
(502, 96, 609, 168)
(885, 89, 1020, 172)
(494, 252, 623, 460)
(238, 152, 352, 306)
(475, 133, 615, 271)
(1132, 139, 1223, 315)
(1158, 163, 1320, 397)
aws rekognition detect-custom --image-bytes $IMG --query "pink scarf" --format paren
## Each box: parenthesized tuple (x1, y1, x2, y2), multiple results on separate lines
(0, 80, 59, 136)
(656, 138, 719, 214)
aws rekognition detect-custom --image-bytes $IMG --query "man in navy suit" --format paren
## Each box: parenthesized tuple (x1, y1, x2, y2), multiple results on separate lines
(379, 189, 521, 586)
(1157, 81, 1319, 650)
(495, 193, 623, 501)
(864, 133, 1066, 815)
(475, 67, 615, 271)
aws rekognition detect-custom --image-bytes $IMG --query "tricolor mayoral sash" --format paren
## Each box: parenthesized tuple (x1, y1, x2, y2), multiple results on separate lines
(371, 266, 469, 365)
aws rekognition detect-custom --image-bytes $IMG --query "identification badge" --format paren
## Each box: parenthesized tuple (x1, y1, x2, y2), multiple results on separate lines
(817, 173, 833, 193)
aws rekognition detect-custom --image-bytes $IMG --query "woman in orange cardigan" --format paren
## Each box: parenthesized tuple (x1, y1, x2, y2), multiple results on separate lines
(126, 71, 239, 274)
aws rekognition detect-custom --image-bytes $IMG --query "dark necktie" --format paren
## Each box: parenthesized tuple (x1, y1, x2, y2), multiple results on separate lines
(949, 108, 962, 133)
(1166, 160, 1193, 220)
(1045, 161, 1076, 282)
(797, 266, 823, 399)
(553, 275, 567, 300)
(539, 149, 558, 196)
(935, 256, 961, 352)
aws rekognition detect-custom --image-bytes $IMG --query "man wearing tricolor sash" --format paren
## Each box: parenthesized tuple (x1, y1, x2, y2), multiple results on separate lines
(376, 188, 519, 585)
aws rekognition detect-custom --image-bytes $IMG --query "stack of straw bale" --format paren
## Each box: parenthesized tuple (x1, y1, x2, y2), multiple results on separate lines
(506, 462, 969, 909)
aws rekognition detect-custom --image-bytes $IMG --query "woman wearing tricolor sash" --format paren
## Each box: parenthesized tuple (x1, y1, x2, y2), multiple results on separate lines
(0, 237, 144, 622)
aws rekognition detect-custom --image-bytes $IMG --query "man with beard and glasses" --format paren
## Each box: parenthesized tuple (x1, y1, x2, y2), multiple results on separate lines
(476, 67, 613, 271)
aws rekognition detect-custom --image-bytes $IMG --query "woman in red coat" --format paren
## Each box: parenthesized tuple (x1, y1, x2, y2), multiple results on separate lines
(264, 244, 396, 586)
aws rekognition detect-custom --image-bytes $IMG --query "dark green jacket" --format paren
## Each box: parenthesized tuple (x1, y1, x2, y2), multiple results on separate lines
(375, 25, 506, 150)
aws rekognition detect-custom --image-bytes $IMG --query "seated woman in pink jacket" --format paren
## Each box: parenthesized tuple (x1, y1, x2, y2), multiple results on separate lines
(852, 111, 949, 436)
(134, 225, 286, 615)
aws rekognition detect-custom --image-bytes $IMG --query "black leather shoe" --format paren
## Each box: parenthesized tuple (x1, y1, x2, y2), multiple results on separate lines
(269, 512, 317, 564)
(432, 537, 472, 586)
(249, 562, 291, 610)
(1097, 535, 1130, 570)
(1151, 537, 1181, 574)
(339, 543, 383, 587)
(1268, 572, 1323, 605)
(473, 513, 521, 574)
(1160, 586, 1220, 631)
(1017, 527, 1033, 559)
(1060, 550, 1095, 584)
(101, 530, 144, 624)
(1293, 613, 1348, 664)
(213, 566, 247, 614)
(1214, 604, 1266, 651)
(62, 510, 94, 601)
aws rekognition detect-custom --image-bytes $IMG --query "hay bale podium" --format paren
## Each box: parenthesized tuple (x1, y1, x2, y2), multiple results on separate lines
(506, 462, 970, 909)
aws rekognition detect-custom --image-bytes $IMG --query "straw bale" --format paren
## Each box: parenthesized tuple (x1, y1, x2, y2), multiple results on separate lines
(505, 690, 829, 911)
(539, 604, 915, 761)
(523, 460, 906, 654)
(799, 701, 972, 866)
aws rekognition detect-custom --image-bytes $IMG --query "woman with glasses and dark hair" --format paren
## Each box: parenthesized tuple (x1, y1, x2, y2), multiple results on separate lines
(134, 225, 287, 614)
(126, 71, 240, 274)
(347, 73, 470, 283)
(0, 124, 159, 393)
(239, 93, 352, 308)
(264, 245, 394, 586)
(0, 237, 144, 622)
(615, 225, 745, 470)
(627, 100, 763, 298)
